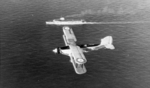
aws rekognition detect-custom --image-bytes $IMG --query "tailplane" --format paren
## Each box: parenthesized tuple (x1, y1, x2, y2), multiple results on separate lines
(99, 36, 115, 50)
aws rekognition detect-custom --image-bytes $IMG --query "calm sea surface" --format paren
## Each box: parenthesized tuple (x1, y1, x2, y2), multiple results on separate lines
(1, 0, 150, 88)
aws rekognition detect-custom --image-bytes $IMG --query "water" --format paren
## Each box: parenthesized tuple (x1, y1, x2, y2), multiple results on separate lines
(1, 0, 150, 88)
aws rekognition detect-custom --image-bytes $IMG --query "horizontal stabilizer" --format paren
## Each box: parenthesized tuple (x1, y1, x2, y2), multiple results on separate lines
(100, 36, 115, 50)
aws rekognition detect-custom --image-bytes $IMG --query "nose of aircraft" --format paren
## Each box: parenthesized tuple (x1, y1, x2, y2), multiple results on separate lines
(52, 48, 57, 53)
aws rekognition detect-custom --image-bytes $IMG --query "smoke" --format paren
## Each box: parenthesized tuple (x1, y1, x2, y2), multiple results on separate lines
(85, 21, 150, 25)
(66, 0, 150, 18)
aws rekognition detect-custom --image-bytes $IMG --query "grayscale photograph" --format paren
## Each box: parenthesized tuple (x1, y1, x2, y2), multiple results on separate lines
(1, 0, 150, 88)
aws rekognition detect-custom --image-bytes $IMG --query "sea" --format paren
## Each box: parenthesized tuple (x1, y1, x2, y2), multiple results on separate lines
(1, 0, 150, 88)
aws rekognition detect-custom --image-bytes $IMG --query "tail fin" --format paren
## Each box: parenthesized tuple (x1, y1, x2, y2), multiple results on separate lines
(99, 36, 115, 50)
